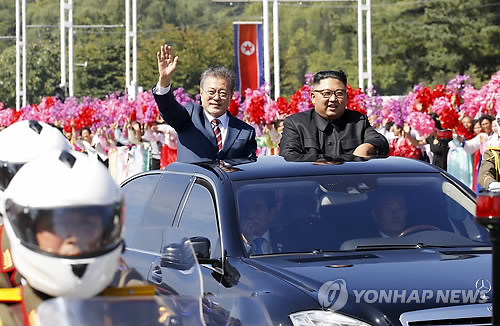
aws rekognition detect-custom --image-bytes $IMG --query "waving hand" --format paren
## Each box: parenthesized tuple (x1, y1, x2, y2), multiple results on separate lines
(157, 44, 179, 88)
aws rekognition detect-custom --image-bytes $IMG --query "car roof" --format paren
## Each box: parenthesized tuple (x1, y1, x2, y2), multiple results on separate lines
(165, 156, 441, 182)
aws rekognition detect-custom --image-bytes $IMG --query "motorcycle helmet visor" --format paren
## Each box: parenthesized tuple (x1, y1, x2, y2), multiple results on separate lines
(0, 161, 24, 191)
(5, 199, 124, 258)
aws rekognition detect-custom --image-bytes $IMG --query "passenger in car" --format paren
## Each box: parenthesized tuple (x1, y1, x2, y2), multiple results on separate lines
(152, 44, 257, 163)
(371, 193, 408, 238)
(279, 70, 389, 161)
(239, 191, 282, 255)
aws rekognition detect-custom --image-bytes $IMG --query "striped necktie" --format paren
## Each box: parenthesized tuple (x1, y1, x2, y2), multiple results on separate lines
(211, 119, 222, 152)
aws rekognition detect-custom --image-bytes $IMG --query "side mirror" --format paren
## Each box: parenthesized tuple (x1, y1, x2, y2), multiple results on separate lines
(190, 236, 213, 263)
(160, 238, 197, 271)
(190, 236, 222, 267)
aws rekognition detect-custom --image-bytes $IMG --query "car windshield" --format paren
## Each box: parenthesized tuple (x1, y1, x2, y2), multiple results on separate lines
(234, 173, 489, 255)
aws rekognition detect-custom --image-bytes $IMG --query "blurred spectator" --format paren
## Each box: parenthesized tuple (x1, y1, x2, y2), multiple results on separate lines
(406, 113, 449, 170)
(143, 121, 165, 170)
(448, 115, 474, 188)
(388, 124, 420, 159)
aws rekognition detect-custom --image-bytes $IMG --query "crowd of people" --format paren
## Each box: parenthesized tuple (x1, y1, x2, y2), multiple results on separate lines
(1, 42, 500, 324)
(60, 117, 178, 185)
(374, 112, 500, 192)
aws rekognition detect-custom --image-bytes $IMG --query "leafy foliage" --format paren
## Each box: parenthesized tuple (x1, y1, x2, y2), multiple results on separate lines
(0, 0, 498, 108)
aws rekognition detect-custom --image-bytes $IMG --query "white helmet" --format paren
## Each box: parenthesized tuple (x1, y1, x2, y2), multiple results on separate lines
(3, 150, 124, 298)
(0, 120, 71, 220)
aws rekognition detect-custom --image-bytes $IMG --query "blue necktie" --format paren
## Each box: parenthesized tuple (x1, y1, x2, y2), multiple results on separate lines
(253, 237, 266, 254)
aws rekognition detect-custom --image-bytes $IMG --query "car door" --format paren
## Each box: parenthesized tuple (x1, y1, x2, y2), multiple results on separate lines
(158, 177, 223, 296)
(144, 172, 196, 295)
(120, 173, 161, 278)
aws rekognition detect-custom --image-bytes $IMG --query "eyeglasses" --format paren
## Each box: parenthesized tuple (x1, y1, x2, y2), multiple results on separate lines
(312, 89, 347, 99)
(203, 89, 230, 100)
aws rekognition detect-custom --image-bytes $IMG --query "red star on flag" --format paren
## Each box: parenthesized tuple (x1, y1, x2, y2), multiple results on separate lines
(244, 44, 253, 53)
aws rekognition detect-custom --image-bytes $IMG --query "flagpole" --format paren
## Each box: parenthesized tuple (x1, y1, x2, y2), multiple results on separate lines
(262, 0, 271, 90)
(272, 0, 280, 99)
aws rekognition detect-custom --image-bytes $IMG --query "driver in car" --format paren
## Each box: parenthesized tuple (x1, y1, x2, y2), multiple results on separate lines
(371, 193, 408, 238)
(239, 191, 281, 255)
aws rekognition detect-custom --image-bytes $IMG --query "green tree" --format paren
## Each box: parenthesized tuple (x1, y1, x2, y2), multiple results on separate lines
(138, 22, 234, 96)
(373, 0, 500, 93)
(73, 34, 125, 98)
(0, 39, 60, 107)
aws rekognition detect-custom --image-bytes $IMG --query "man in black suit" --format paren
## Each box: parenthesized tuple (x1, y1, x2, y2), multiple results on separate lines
(153, 44, 257, 163)
(279, 70, 389, 161)
(239, 191, 284, 255)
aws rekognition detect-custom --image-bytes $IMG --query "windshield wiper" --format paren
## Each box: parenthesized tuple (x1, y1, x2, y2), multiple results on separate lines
(352, 243, 464, 251)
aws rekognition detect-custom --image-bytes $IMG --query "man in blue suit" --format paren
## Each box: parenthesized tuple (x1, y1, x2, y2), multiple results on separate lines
(153, 44, 257, 163)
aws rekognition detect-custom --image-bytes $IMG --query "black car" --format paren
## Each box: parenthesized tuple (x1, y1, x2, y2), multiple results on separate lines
(121, 156, 492, 326)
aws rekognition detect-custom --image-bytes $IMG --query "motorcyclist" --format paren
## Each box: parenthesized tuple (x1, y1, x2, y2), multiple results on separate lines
(0, 120, 71, 288)
(0, 150, 151, 325)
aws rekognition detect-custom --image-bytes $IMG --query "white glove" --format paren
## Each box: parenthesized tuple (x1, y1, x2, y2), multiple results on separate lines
(488, 182, 500, 192)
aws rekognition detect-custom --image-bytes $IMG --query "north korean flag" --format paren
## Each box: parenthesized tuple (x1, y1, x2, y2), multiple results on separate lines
(233, 22, 264, 93)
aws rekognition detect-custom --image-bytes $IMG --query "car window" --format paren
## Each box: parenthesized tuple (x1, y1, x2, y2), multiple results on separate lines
(178, 180, 221, 259)
(121, 174, 160, 249)
(233, 173, 489, 255)
(144, 173, 192, 227)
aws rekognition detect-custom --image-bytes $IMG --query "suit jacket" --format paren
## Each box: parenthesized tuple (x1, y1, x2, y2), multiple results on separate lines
(279, 109, 389, 161)
(246, 228, 287, 255)
(153, 88, 257, 163)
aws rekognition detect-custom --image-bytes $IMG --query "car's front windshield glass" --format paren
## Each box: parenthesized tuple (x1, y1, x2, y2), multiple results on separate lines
(234, 173, 489, 255)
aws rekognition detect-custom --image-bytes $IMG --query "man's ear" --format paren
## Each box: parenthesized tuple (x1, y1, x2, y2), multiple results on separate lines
(311, 92, 317, 106)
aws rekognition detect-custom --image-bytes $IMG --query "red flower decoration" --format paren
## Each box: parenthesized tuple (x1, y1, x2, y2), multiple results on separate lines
(247, 94, 266, 125)
(45, 96, 56, 109)
(454, 123, 474, 140)
(439, 106, 460, 130)
(389, 138, 420, 159)
(228, 94, 240, 117)
(288, 85, 311, 115)
(10, 108, 23, 124)
(276, 96, 290, 117)
(346, 85, 367, 115)
(414, 87, 433, 112)
(73, 106, 98, 130)
(130, 109, 137, 122)
(431, 84, 447, 101)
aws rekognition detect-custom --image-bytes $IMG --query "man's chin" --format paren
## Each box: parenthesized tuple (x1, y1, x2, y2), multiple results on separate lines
(206, 107, 226, 117)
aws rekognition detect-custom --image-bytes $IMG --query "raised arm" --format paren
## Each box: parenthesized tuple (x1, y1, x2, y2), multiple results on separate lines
(153, 44, 190, 131)
(157, 44, 178, 88)
(403, 124, 428, 147)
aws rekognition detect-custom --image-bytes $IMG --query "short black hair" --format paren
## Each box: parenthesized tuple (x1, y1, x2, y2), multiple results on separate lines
(313, 70, 348, 87)
(385, 121, 395, 132)
(429, 112, 442, 130)
(478, 114, 494, 124)
(80, 127, 91, 136)
(200, 66, 236, 92)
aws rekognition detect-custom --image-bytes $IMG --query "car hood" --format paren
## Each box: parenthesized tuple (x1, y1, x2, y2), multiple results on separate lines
(244, 248, 492, 321)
